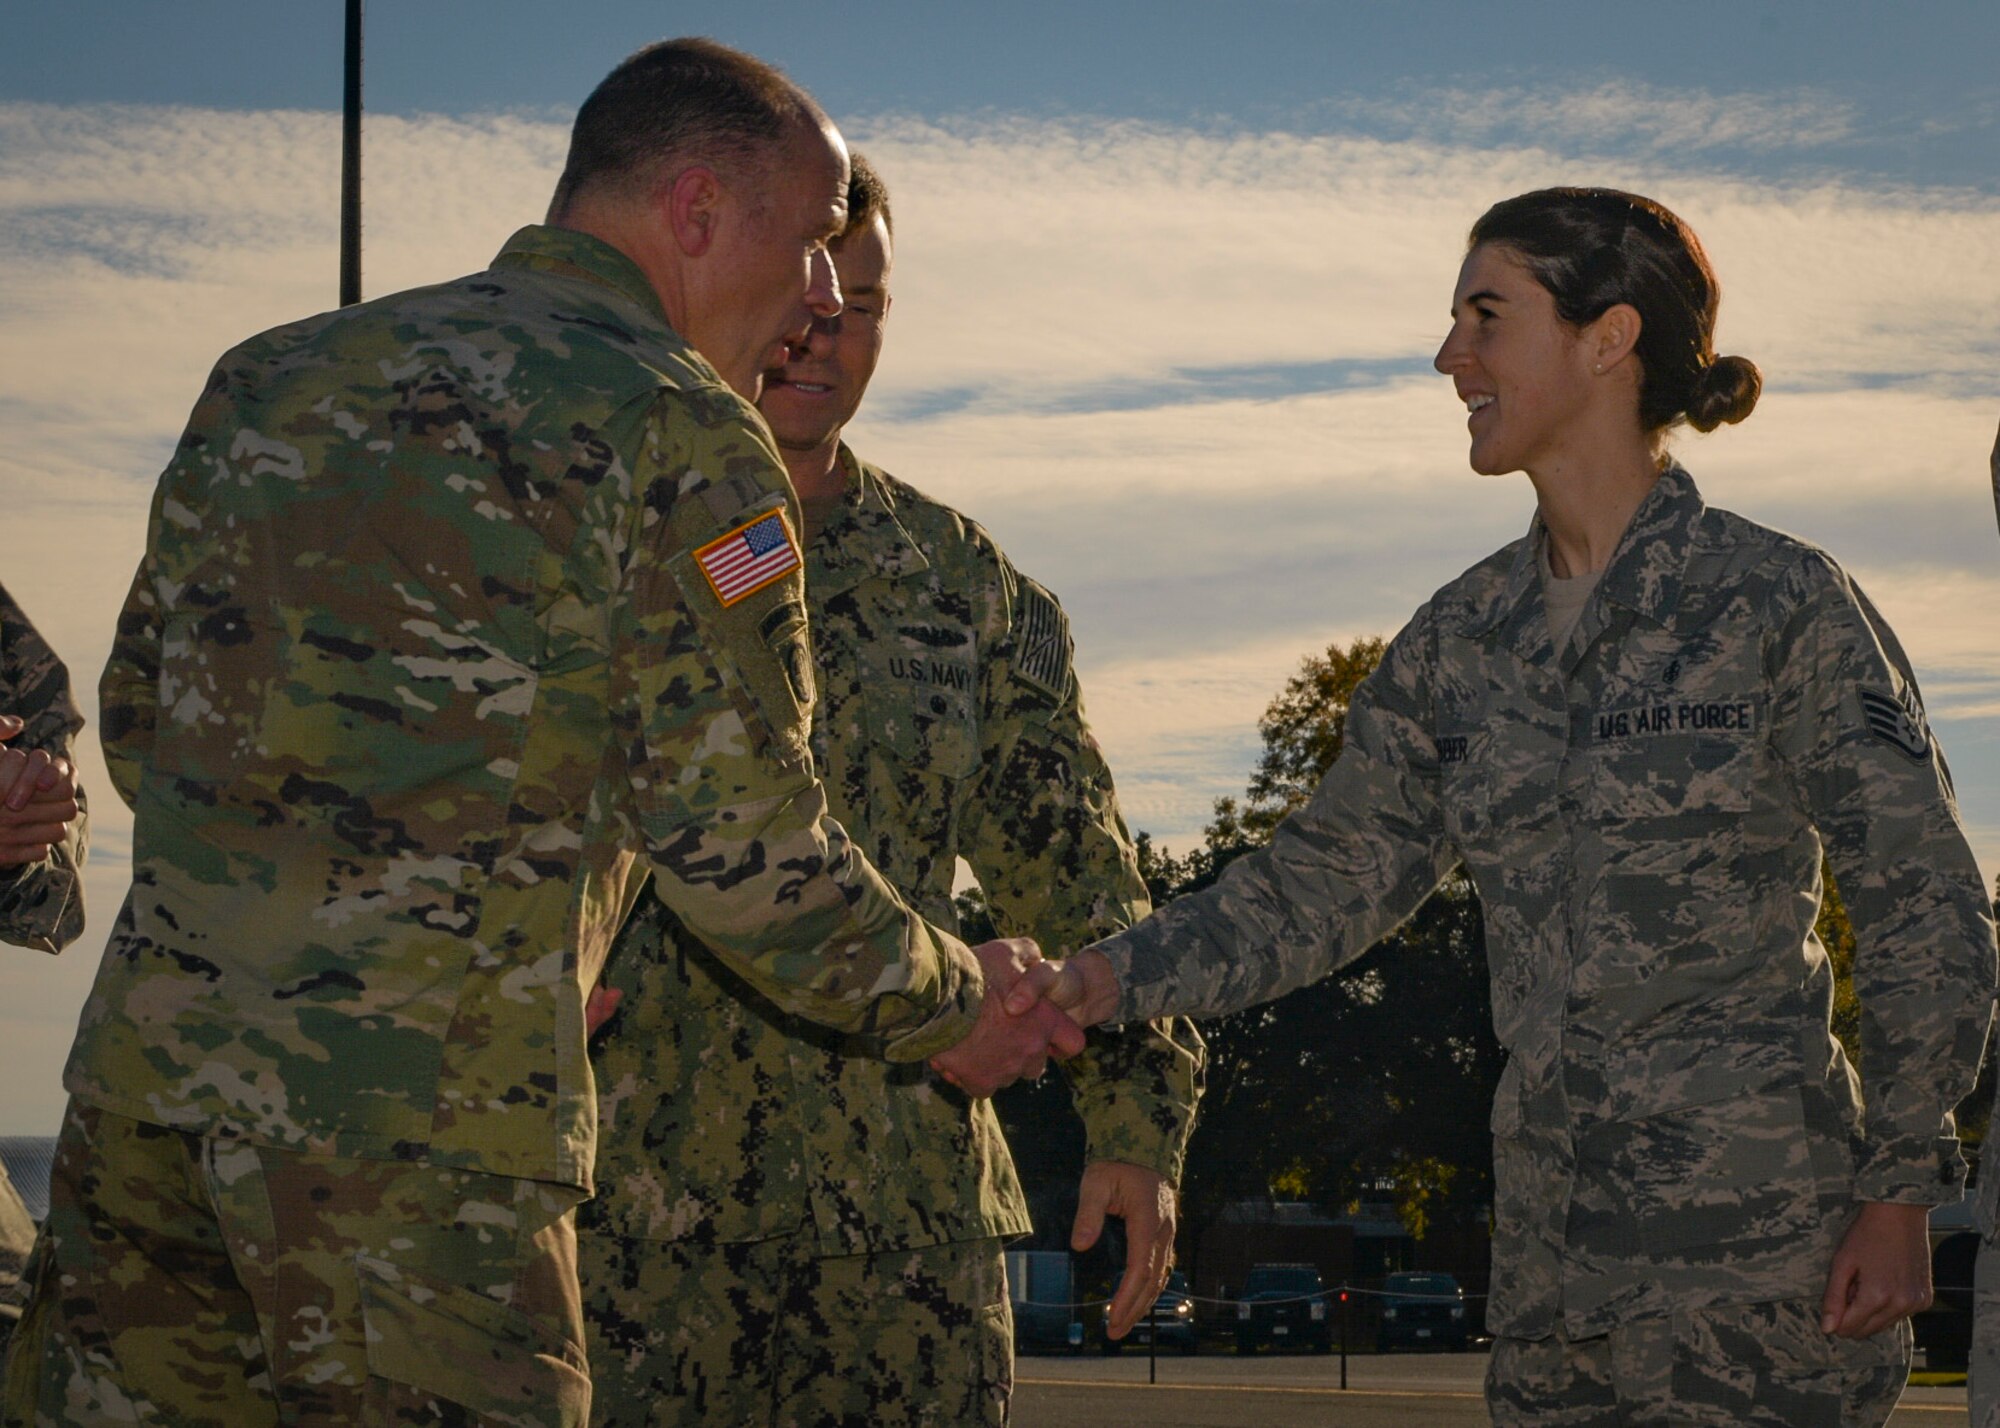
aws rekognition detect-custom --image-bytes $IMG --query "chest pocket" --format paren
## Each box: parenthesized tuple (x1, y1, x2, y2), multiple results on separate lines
(1437, 726, 1496, 851)
(858, 643, 980, 781)
(1585, 708, 1761, 822)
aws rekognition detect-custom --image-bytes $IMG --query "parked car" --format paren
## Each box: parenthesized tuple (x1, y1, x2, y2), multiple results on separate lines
(1234, 1262, 1331, 1355)
(1913, 1195, 1979, 1370)
(1376, 1271, 1470, 1351)
(1006, 1250, 1084, 1354)
(1101, 1270, 1198, 1355)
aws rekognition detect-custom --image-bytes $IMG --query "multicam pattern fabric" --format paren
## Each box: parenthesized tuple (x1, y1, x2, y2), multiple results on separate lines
(1098, 466, 1995, 1340)
(1487, 1299, 1909, 1427)
(65, 226, 980, 1193)
(587, 452, 1203, 1254)
(0, 583, 88, 1356)
(2, 1101, 589, 1427)
(0, 583, 87, 955)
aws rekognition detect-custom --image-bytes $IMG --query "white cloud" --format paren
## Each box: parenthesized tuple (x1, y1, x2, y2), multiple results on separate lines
(1321, 80, 1858, 155)
(5, 92, 2000, 1131)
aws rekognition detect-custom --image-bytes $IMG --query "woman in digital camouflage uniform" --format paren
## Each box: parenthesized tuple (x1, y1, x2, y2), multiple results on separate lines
(1046, 188, 1996, 1425)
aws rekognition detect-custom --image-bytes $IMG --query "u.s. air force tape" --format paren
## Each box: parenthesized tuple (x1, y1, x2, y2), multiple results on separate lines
(1859, 685, 1931, 760)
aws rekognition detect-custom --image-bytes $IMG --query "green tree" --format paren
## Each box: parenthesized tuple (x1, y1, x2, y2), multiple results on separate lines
(1147, 637, 1503, 1276)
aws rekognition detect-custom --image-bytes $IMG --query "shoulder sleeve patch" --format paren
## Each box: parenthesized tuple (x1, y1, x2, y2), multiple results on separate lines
(1858, 684, 1932, 762)
(1012, 578, 1073, 703)
(694, 508, 802, 608)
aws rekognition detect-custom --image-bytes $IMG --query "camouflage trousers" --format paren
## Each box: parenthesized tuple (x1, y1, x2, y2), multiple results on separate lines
(1488, 1299, 1910, 1426)
(1971, 1237, 2000, 1428)
(579, 1227, 1012, 1427)
(1, 1100, 590, 1427)
(0, 1164, 32, 1358)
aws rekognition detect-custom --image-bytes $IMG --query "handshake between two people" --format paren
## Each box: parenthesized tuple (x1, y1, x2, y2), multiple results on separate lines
(926, 939, 1123, 1098)
(0, 713, 80, 868)
(582, 935, 1126, 1101)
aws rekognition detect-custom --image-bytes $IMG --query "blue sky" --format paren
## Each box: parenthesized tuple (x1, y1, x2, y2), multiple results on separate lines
(7, 1, 2000, 188)
(3, 1, 1999, 1130)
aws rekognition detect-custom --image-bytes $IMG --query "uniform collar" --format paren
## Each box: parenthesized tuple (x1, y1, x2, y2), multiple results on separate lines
(808, 445, 931, 597)
(1462, 464, 1704, 660)
(489, 225, 677, 340)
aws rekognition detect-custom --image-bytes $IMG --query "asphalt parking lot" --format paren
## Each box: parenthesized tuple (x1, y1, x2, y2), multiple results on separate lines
(1012, 1349, 1971, 1427)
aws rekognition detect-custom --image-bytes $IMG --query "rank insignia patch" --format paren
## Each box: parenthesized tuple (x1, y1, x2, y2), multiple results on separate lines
(695, 509, 802, 607)
(1859, 685, 1932, 761)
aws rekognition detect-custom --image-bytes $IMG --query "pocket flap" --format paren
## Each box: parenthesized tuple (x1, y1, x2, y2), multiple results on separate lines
(356, 1254, 590, 1426)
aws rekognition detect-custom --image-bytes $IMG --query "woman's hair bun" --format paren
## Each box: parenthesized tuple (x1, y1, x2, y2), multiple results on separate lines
(1686, 354, 1761, 433)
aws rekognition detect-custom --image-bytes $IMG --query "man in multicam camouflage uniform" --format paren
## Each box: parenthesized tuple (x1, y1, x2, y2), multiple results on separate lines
(580, 152, 1203, 1428)
(1045, 464, 1996, 1425)
(0, 584, 89, 1356)
(1971, 417, 2000, 1428)
(2, 41, 1083, 1428)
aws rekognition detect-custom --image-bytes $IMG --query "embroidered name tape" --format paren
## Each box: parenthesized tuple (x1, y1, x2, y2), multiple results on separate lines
(695, 509, 802, 608)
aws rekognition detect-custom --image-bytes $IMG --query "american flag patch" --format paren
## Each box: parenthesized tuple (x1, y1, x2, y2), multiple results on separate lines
(1013, 580, 1071, 701)
(694, 509, 801, 607)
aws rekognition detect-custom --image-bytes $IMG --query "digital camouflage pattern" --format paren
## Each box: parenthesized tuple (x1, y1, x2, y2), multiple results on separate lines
(1097, 466, 1995, 1348)
(585, 1229, 1010, 1428)
(1974, 1228, 2000, 1428)
(1487, 1298, 1908, 1426)
(65, 226, 983, 1194)
(2, 1101, 588, 1427)
(587, 452, 1201, 1254)
(583, 453, 1201, 1423)
(0, 583, 88, 1352)
(0, 582, 87, 955)
(1975, 416, 2000, 1428)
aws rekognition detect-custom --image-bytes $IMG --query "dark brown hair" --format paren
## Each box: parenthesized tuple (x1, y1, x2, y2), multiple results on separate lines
(550, 38, 826, 218)
(1470, 188, 1760, 433)
(845, 150, 892, 239)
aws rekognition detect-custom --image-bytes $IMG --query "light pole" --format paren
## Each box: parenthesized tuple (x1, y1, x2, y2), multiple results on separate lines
(339, 0, 363, 306)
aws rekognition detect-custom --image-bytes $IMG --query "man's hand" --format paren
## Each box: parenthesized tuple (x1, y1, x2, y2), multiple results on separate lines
(1073, 1160, 1177, 1340)
(585, 984, 623, 1037)
(0, 721, 79, 868)
(1821, 1201, 1932, 1338)
(929, 938, 1086, 1097)
(1012, 947, 1121, 1028)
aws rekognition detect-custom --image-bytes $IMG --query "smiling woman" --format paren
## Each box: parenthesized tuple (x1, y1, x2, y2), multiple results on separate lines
(1437, 192, 1761, 487)
(1059, 186, 1998, 1428)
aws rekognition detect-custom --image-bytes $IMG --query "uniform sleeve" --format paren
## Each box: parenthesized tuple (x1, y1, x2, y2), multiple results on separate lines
(1096, 604, 1459, 1026)
(0, 584, 88, 953)
(611, 395, 983, 1064)
(959, 568, 1205, 1183)
(1765, 553, 1996, 1205)
(1988, 418, 1998, 539)
(100, 429, 178, 815)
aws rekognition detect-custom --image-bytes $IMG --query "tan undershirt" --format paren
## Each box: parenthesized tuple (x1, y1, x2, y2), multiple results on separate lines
(1540, 544, 1604, 652)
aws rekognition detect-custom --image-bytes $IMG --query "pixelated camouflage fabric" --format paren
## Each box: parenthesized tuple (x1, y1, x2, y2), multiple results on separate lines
(1099, 466, 1994, 1337)
(588, 452, 1202, 1253)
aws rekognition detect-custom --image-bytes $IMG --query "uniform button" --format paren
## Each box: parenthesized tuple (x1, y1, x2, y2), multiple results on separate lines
(930, 695, 948, 714)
